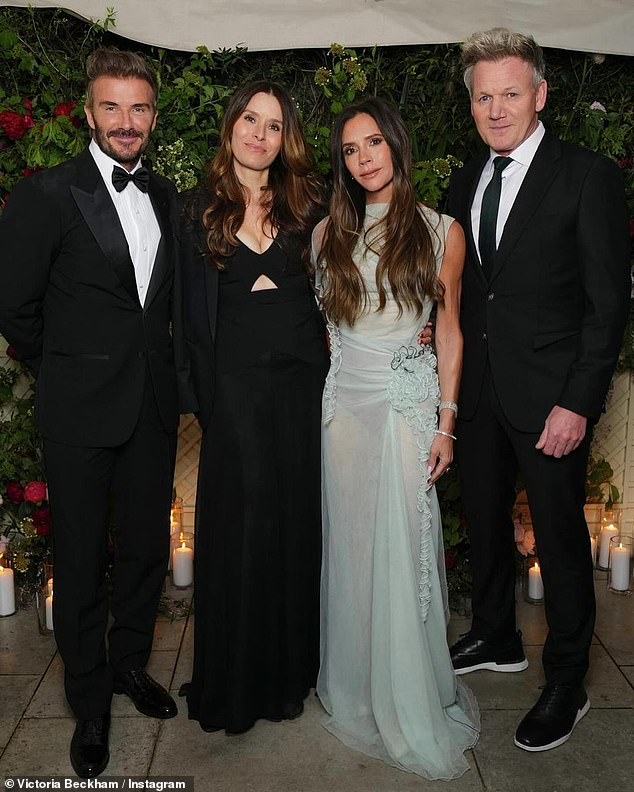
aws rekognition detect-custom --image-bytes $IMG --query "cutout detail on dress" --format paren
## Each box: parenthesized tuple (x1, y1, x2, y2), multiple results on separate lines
(251, 274, 279, 292)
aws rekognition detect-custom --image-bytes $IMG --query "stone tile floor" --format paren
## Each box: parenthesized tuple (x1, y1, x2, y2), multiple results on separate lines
(0, 573, 632, 791)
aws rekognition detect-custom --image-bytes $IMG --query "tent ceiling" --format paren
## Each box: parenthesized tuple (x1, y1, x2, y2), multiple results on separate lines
(3, 1, 634, 56)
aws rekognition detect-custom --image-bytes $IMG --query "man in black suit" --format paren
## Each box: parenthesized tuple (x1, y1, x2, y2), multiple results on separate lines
(0, 48, 193, 777)
(447, 29, 630, 752)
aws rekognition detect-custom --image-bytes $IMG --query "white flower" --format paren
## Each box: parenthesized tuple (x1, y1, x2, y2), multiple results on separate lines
(589, 100, 607, 113)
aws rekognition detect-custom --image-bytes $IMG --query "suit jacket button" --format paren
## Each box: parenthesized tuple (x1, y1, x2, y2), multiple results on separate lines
(488, 292, 495, 301)
(482, 332, 487, 341)
(137, 351, 146, 360)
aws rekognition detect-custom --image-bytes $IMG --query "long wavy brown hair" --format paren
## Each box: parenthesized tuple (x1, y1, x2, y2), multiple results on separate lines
(201, 80, 323, 269)
(318, 97, 443, 325)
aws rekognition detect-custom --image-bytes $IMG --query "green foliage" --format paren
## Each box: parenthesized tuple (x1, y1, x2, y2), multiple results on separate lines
(586, 455, 620, 507)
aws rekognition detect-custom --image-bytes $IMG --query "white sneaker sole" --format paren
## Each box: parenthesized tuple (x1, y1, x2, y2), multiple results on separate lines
(514, 698, 591, 752)
(454, 658, 529, 675)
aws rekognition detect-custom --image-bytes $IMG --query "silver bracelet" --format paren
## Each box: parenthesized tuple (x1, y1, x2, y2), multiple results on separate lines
(435, 429, 456, 440)
(439, 401, 458, 417)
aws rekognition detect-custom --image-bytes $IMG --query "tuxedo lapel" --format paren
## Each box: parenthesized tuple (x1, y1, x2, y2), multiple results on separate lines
(144, 176, 173, 310)
(464, 155, 489, 286)
(490, 133, 562, 281)
(70, 149, 140, 306)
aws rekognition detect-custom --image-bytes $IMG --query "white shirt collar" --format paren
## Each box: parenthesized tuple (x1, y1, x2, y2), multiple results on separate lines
(89, 138, 143, 187)
(487, 121, 545, 169)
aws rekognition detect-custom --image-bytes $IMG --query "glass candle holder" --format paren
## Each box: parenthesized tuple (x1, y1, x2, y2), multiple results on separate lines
(523, 556, 544, 605)
(0, 550, 16, 618)
(35, 560, 54, 634)
(608, 536, 632, 595)
(170, 496, 184, 534)
(171, 531, 194, 589)
(597, 508, 622, 571)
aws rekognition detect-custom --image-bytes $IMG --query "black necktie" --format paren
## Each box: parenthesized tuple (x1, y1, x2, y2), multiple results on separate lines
(478, 156, 512, 279)
(112, 165, 149, 193)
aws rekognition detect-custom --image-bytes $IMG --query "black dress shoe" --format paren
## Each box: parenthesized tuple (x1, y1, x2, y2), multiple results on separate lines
(113, 668, 177, 719)
(515, 684, 589, 752)
(70, 715, 110, 778)
(450, 630, 528, 675)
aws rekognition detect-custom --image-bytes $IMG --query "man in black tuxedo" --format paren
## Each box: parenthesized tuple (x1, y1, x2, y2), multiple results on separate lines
(0, 48, 194, 777)
(447, 29, 630, 752)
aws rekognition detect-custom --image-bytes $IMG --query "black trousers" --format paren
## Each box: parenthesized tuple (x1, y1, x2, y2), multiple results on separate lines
(44, 379, 177, 719)
(456, 367, 595, 686)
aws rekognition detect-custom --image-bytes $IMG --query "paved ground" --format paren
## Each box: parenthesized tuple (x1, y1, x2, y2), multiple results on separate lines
(0, 572, 632, 791)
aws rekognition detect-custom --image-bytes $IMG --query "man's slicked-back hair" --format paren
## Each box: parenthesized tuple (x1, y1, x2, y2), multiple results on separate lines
(85, 47, 158, 108)
(462, 28, 546, 97)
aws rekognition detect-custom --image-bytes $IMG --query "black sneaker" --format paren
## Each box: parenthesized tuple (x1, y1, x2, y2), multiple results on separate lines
(450, 630, 528, 675)
(514, 684, 590, 752)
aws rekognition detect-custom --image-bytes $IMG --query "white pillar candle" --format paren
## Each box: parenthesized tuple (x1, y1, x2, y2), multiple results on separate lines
(590, 536, 597, 567)
(610, 543, 631, 591)
(599, 524, 618, 568)
(0, 565, 15, 616)
(45, 593, 54, 631)
(528, 562, 544, 600)
(172, 542, 193, 587)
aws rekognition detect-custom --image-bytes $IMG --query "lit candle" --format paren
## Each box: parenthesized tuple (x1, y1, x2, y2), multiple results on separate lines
(172, 541, 193, 587)
(0, 563, 15, 617)
(599, 524, 618, 568)
(528, 562, 544, 600)
(590, 536, 597, 567)
(45, 577, 54, 631)
(610, 543, 631, 591)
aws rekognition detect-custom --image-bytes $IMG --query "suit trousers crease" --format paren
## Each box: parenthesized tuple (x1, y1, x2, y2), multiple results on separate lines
(43, 372, 177, 719)
(456, 366, 595, 686)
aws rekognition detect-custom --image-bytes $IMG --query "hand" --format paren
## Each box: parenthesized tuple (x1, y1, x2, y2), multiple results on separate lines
(427, 433, 453, 486)
(535, 406, 587, 458)
(418, 321, 433, 346)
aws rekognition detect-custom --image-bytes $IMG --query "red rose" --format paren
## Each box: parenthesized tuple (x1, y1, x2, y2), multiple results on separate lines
(0, 110, 34, 141)
(444, 550, 457, 570)
(22, 98, 33, 112)
(32, 505, 51, 537)
(53, 100, 81, 128)
(5, 482, 25, 504)
(5, 344, 20, 360)
(24, 481, 47, 503)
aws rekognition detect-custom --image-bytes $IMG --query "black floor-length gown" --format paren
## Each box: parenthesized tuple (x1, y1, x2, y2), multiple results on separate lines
(186, 233, 328, 734)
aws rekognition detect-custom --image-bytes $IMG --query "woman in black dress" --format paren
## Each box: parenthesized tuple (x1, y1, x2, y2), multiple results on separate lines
(180, 81, 328, 734)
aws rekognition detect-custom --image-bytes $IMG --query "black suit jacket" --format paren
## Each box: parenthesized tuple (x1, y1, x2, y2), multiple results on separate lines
(0, 148, 195, 446)
(447, 132, 630, 432)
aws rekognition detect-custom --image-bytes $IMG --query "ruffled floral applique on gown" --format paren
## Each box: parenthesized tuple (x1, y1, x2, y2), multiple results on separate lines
(316, 203, 480, 780)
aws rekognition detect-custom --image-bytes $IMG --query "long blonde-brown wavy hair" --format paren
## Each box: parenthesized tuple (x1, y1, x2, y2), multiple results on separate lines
(318, 97, 443, 325)
(201, 80, 323, 269)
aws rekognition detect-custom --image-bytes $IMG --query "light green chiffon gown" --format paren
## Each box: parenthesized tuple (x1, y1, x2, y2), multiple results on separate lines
(315, 203, 480, 780)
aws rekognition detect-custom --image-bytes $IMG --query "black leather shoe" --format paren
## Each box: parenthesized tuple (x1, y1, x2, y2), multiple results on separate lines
(515, 684, 589, 751)
(450, 630, 528, 675)
(70, 715, 110, 778)
(113, 669, 177, 719)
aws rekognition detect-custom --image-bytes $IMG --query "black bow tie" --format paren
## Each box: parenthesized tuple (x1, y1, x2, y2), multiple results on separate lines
(112, 165, 150, 193)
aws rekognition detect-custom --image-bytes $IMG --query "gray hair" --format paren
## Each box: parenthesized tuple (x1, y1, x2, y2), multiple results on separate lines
(462, 28, 546, 97)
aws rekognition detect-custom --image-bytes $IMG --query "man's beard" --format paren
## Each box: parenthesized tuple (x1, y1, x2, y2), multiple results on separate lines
(92, 123, 149, 165)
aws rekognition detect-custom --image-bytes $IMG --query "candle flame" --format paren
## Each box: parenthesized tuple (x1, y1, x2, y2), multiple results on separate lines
(181, 541, 186, 549)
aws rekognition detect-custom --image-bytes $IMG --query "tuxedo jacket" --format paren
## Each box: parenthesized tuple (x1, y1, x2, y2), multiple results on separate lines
(447, 131, 630, 432)
(0, 148, 195, 447)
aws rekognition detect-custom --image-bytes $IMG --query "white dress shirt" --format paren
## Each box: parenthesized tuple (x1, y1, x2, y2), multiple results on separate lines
(471, 121, 546, 264)
(89, 139, 161, 306)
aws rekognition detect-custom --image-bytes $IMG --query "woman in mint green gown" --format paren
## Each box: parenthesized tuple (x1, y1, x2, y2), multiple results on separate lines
(313, 97, 480, 780)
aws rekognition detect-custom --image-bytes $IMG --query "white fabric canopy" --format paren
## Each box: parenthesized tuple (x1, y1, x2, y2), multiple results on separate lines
(3, 0, 634, 56)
